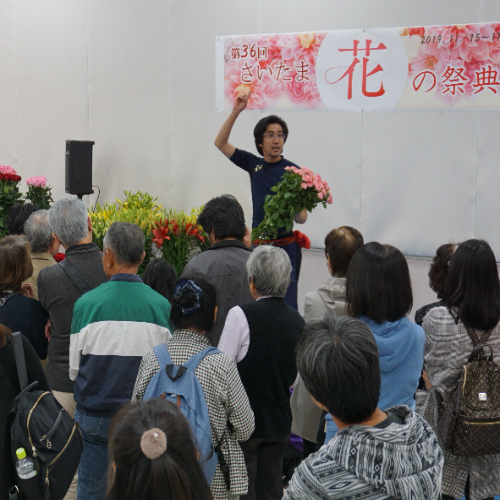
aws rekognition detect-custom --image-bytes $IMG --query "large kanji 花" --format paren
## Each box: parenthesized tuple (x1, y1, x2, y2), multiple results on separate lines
(333, 39, 387, 99)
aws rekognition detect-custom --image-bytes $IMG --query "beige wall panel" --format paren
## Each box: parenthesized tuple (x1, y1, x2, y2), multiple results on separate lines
(87, 0, 170, 208)
(0, 0, 17, 169)
(15, 0, 89, 200)
(361, 112, 476, 256)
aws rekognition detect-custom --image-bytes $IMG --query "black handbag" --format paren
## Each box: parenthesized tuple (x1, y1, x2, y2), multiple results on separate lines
(8, 333, 83, 500)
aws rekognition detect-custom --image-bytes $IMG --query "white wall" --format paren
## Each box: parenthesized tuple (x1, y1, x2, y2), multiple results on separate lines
(1, 0, 499, 257)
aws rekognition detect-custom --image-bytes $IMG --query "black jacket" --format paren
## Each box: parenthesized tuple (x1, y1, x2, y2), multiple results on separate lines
(238, 298, 305, 438)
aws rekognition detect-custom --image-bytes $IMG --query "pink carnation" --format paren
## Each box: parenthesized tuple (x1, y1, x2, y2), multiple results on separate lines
(0, 165, 17, 175)
(26, 175, 47, 187)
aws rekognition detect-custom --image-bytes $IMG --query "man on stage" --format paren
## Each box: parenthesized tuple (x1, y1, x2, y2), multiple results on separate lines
(215, 93, 307, 309)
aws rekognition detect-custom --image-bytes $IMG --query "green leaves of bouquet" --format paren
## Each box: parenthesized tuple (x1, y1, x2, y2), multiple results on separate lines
(252, 166, 332, 241)
(25, 176, 54, 210)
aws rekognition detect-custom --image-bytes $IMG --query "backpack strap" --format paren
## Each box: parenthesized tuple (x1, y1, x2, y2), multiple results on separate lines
(183, 347, 221, 372)
(0, 292, 16, 308)
(59, 258, 92, 295)
(463, 323, 493, 347)
(153, 344, 173, 370)
(12, 332, 28, 391)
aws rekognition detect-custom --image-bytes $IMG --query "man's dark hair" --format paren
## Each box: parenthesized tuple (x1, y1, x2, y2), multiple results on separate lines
(324, 226, 364, 277)
(6, 203, 39, 235)
(142, 258, 177, 302)
(103, 222, 145, 266)
(253, 115, 289, 156)
(445, 239, 500, 331)
(428, 243, 457, 299)
(197, 195, 245, 241)
(297, 314, 380, 424)
(346, 242, 413, 323)
(170, 274, 217, 335)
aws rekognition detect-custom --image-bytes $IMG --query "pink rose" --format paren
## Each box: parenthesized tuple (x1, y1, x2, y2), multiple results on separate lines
(0, 165, 17, 175)
(317, 192, 324, 200)
(26, 175, 47, 187)
(327, 195, 333, 204)
(301, 182, 308, 189)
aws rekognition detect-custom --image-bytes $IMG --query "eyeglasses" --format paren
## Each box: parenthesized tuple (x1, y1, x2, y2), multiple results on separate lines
(263, 132, 285, 140)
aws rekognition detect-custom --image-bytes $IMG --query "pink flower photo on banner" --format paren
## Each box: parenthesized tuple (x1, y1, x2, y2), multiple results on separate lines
(224, 57, 279, 109)
(224, 32, 327, 110)
(278, 32, 327, 109)
(406, 23, 500, 106)
(219, 23, 500, 111)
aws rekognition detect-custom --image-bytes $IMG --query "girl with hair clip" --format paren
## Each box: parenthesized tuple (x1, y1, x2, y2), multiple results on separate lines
(105, 399, 213, 500)
(133, 275, 254, 500)
(424, 239, 500, 500)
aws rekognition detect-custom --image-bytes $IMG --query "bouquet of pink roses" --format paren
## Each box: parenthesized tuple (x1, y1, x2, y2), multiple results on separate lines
(252, 166, 332, 241)
(25, 175, 53, 210)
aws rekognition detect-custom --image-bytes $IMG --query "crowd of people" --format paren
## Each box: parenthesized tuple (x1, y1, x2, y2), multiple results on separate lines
(0, 191, 499, 500)
(1, 105, 500, 500)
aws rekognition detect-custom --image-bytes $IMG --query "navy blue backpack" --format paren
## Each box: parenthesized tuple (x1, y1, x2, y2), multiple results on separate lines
(143, 344, 221, 485)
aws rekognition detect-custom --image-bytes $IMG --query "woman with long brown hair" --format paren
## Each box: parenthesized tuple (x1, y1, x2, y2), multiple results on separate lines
(0, 322, 49, 500)
(0, 235, 49, 359)
(424, 239, 500, 500)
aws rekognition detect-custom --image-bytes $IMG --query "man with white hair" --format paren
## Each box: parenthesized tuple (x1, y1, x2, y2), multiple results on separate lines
(23, 209, 60, 300)
(38, 198, 108, 416)
(218, 245, 305, 500)
(37, 197, 108, 500)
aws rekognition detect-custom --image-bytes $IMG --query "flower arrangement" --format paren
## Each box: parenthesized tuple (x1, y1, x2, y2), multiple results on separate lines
(152, 207, 210, 276)
(0, 166, 23, 237)
(89, 191, 209, 276)
(25, 176, 54, 210)
(252, 166, 332, 241)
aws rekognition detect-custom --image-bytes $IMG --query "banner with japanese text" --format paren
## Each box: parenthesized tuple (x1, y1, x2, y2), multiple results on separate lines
(215, 23, 500, 112)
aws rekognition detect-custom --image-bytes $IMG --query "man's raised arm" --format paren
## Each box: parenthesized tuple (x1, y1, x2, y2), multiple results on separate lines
(214, 93, 250, 158)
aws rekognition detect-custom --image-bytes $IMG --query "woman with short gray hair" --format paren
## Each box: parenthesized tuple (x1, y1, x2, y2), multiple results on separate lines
(245, 245, 291, 298)
(219, 245, 305, 500)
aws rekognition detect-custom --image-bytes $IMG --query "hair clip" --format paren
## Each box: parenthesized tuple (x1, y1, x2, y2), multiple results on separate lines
(140, 428, 167, 460)
(173, 279, 202, 315)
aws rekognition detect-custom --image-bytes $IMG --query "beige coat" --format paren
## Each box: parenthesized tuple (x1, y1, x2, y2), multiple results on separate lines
(25, 252, 57, 300)
(291, 277, 347, 442)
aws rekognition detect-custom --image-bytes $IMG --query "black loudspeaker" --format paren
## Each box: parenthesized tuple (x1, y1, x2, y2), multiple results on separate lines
(65, 140, 95, 197)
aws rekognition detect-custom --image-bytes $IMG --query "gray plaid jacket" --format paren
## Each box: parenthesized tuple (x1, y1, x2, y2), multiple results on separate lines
(423, 306, 500, 500)
(132, 329, 255, 499)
